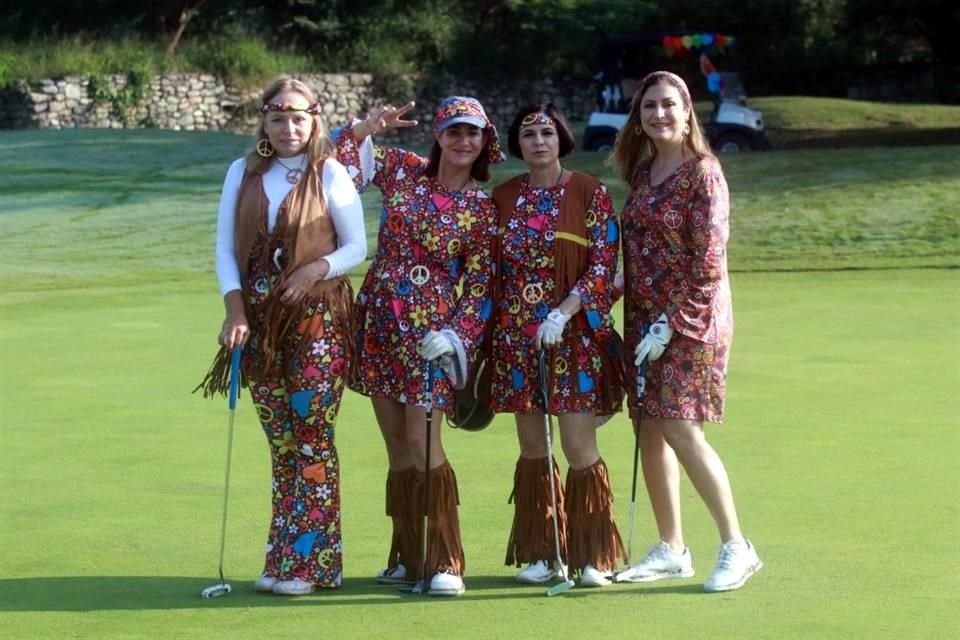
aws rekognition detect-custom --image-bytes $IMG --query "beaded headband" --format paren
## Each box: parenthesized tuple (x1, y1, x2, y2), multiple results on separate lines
(520, 112, 555, 128)
(259, 102, 322, 115)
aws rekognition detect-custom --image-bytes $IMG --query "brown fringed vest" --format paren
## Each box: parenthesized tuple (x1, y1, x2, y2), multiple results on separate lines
(492, 172, 623, 416)
(196, 156, 355, 397)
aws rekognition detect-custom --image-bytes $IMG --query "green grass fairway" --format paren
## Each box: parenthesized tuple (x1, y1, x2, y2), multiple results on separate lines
(1, 130, 958, 639)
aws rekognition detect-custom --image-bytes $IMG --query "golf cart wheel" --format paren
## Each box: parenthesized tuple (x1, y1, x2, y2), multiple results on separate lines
(714, 132, 750, 153)
(590, 135, 615, 153)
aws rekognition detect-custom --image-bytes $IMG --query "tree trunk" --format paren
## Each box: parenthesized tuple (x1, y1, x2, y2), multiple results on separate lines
(164, 0, 208, 57)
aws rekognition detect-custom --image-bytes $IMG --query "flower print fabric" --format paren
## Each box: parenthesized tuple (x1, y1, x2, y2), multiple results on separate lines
(621, 156, 734, 423)
(489, 176, 619, 414)
(336, 124, 497, 408)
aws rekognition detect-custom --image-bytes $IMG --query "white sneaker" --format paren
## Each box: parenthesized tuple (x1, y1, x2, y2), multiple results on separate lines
(428, 570, 465, 596)
(704, 539, 762, 592)
(615, 540, 695, 583)
(271, 579, 315, 595)
(254, 574, 278, 592)
(515, 560, 556, 584)
(375, 564, 409, 584)
(579, 564, 613, 588)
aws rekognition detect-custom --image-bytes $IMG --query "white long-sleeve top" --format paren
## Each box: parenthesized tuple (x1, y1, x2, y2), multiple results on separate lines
(215, 154, 366, 296)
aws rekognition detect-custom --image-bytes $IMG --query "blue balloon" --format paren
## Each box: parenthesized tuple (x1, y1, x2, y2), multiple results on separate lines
(707, 72, 721, 93)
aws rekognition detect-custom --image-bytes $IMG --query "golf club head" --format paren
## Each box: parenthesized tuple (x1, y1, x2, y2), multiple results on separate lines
(399, 579, 426, 594)
(200, 582, 232, 598)
(546, 579, 576, 597)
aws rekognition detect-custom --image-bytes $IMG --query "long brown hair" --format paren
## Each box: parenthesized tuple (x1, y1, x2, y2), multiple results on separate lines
(246, 77, 334, 173)
(610, 71, 714, 182)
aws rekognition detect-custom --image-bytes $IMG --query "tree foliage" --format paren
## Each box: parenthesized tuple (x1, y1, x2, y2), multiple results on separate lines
(2, 0, 952, 90)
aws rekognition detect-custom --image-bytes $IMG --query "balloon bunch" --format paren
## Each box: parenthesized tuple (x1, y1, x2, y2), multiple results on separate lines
(660, 33, 734, 59)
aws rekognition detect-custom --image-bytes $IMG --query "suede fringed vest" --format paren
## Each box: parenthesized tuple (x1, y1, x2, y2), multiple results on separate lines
(196, 156, 355, 397)
(493, 172, 624, 416)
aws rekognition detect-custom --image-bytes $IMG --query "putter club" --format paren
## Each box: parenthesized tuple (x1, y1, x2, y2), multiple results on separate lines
(617, 323, 649, 583)
(538, 349, 576, 597)
(401, 359, 434, 596)
(201, 347, 242, 599)
(625, 355, 649, 566)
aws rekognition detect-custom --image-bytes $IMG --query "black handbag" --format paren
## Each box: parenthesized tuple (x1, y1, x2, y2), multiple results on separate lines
(447, 352, 494, 431)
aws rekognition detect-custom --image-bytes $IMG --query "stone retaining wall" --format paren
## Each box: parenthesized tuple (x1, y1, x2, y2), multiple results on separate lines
(0, 72, 597, 144)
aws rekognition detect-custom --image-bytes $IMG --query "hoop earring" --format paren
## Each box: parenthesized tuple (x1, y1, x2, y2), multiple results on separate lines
(634, 125, 643, 136)
(256, 138, 274, 158)
(683, 124, 691, 137)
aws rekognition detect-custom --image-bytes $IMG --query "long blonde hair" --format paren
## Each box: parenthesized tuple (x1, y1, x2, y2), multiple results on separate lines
(247, 77, 334, 172)
(610, 71, 714, 182)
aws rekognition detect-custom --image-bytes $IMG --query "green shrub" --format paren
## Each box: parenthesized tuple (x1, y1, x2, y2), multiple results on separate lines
(181, 31, 311, 88)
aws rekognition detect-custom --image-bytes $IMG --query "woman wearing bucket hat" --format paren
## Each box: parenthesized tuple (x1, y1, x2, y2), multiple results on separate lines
(198, 78, 366, 596)
(611, 71, 761, 592)
(334, 96, 505, 596)
(489, 103, 626, 589)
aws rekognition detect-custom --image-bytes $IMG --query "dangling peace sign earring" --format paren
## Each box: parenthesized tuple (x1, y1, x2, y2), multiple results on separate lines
(256, 138, 274, 158)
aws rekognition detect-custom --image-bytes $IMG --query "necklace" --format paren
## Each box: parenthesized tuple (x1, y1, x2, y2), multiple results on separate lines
(441, 175, 473, 194)
(528, 168, 565, 188)
(275, 156, 305, 185)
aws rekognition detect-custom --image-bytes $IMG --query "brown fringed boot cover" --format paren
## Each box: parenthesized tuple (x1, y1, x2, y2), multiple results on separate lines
(505, 456, 567, 566)
(412, 461, 465, 579)
(385, 466, 420, 576)
(564, 458, 626, 573)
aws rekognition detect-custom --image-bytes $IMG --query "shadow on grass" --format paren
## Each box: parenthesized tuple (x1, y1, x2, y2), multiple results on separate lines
(1, 574, 633, 611)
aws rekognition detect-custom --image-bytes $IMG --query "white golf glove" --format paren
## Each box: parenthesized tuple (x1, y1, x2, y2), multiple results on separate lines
(419, 330, 455, 361)
(634, 313, 673, 365)
(535, 309, 570, 349)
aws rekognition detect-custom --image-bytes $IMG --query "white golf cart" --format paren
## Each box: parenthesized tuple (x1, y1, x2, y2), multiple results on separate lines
(583, 32, 770, 153)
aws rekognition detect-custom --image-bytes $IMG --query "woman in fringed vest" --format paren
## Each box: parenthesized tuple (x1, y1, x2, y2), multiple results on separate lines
(612, 72, 761, 592)
(334, 97, 504, 596)
(199, 78, 366, 596)
(490, 103, 626, 588)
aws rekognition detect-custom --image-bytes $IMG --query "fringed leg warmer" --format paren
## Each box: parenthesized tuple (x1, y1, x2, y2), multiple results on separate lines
(505, 456, 567, 566)
(415, 461, 465, 579)
(385, 466, 420, 576)
(564, 458, 626, 574)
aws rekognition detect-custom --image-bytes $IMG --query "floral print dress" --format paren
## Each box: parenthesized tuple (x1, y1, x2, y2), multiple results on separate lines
(489, 175, 619, 414)
(336, 125, 498, 407)
(621, 156, 734, 423)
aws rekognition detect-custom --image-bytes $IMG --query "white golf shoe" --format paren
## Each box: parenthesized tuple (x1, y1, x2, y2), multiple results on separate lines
(254, 574, 279, 592)
(375, 564, 410, 584)
(579, 564, 613, 587)
(429, 570, 465, 596)
(704, 539, 762, 592)
(615, 540, 695, 583)
(515, 560, 558, 584)
(271, 578, 315, 595)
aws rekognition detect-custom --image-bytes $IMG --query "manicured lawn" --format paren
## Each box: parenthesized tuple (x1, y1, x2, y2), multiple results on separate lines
(0, 129, 957, 639)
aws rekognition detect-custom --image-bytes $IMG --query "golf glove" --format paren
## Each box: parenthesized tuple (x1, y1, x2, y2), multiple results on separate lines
(634, 313, 673, 365)
(420, 330, 455, 361)
(536, 309, 570, 348)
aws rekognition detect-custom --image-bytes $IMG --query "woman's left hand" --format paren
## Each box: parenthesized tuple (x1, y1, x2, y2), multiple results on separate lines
(278, 260, 328, 305)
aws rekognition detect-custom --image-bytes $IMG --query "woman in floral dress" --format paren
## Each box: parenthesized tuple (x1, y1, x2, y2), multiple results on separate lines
(612, 71, 762, 592)
(489, 103, 625, 588)
(335, 96, 504, 596)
